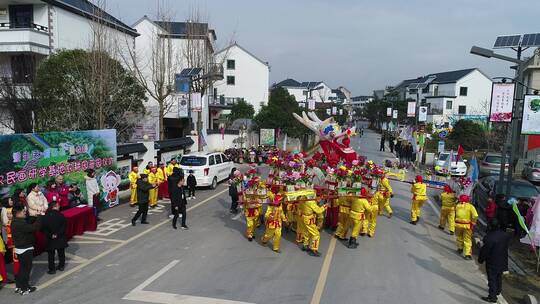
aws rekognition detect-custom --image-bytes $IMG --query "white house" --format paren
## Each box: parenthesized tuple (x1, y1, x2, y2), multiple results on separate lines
(351, 95, 373, 112)
(212, 42, 269, 113)
(132, 16, 219, 140)
(395, 68, 492, 126)
(0, 0, 138, 134)
(273, 78, 335, 105)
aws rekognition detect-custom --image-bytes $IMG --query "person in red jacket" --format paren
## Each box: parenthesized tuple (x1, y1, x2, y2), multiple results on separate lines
(55, 175, 70, 210)
(45, 180, 59, 203)
(485, 198, 497, 223)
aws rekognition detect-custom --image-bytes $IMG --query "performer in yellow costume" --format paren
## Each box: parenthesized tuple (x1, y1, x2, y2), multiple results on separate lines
(348, 189, 371, 248)
(334, 196, 351, 240)
(439, 185, 457, 234)
(128, 166, 140, 206)
(455, 194, 478, 259)
(244, 195, 261, 242)
(301, 196, 327, 257)
(378, 173, 393, 218)
(410, 175, 427, 224)
(165, 159, 180, 176)
(261, 195, 287, 253)
(362, 190, 379, 238)
(148, 167, 159, 208)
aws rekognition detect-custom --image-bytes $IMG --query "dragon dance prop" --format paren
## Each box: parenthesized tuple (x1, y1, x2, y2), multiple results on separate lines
(293, 111, 357, 167)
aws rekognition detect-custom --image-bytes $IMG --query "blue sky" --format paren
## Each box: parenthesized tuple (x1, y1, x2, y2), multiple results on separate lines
(108, 0, 540, 95)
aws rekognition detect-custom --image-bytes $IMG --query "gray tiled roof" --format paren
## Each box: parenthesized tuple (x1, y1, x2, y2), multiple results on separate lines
(274, 78, 303, 87)
(43, 0, 137, 36)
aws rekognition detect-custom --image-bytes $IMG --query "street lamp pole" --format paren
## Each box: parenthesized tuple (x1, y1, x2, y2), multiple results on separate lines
(470, 46, 525, 197)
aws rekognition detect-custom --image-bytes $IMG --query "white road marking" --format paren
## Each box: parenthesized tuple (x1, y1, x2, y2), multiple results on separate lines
(123, 260, 255, 304)
(72, 235, 125, 243)
(37, 189, 229, 290)
(310, 237, 337, 304)
(68, 240, 104, 245)
(87, 218, 132, 236)
(133, 204, 167, 215)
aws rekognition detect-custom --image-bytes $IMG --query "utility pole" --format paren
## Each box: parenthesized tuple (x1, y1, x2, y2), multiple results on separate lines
(503, 47, 523, 196)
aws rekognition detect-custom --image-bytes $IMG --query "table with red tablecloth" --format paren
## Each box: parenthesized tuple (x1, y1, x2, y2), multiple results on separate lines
(34, 206, 97, 256)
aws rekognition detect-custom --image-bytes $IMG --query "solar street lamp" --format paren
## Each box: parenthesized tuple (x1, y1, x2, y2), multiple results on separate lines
(469, 33, 538, 197)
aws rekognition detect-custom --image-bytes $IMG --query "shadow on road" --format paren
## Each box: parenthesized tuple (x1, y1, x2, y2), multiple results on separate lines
(407, 253, 485, 297)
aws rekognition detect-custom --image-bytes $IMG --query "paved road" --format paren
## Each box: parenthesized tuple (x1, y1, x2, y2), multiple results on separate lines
(1, 126, 495, 304)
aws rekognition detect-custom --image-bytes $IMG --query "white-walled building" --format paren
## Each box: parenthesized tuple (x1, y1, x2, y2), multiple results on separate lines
(132, 16, 219, 140)
(212, 42, 269, 113)
(273, 78, 335, 105)
(394, 68, 492, 126)
(0, 0, 138, 134)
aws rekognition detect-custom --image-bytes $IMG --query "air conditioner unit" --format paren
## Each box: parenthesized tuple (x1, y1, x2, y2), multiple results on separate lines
(0, 8, 7, 16)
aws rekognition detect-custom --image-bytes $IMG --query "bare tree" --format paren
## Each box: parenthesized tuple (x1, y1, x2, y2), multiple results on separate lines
(0, 75, 36, 133)
(122, 1, 180, 140)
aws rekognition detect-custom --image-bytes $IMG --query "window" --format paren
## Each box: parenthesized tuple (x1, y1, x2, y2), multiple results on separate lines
(226, 76, 235, 85)
(421, 87, 429, 94)
(9, 5, 33, 28)
(226, 59, 235, 70)
(458, 105, 466, 114)
(215, 154, 222, 164)
(208, 155, 215, 166)
(180, 156, 207, 166)
(221, 154, 229, 162)
(408, 89, 417, 94)
(434, 86, 439, 96)
(11, 54, 35, 84)
(446, 100, 453, 110)
(459, 87, 468, 96)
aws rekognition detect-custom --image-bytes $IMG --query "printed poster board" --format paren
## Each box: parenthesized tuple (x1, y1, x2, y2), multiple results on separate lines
(260, 129, 275, 146)
(0, 129, 120, 209)
(521, 95, 540, 134)
(489, 82, 515, 122)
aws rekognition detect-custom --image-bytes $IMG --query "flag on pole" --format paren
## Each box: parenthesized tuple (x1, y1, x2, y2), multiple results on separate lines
(457, 145, 465, 164)
(444, 150, 454, 174)
(469, 154, 479, 183)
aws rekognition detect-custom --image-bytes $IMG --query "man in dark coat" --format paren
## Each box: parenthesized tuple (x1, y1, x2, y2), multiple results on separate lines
(379, 135, 385, 151)
(41, 201, 67, 274)
(132, 174, 153, 226)
(478, 218, 511, 303)
(11, 203, 40, 295)
(169, 168, 188, 230)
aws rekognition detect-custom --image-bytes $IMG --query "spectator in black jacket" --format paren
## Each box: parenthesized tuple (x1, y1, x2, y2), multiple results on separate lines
(11, 203, 40, 295)
(478, 218, 512, 303)
(186, 170, 197, 200)
(132, 174, 153, 226)
(170, 169, 188, 230)
(228, 168, 239, 214)
(41, 201, 67, 274)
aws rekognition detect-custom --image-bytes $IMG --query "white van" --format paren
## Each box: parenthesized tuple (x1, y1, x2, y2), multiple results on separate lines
(179, 152, 234, 189)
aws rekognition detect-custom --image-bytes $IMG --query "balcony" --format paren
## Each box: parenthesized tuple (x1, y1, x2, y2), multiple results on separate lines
(202, 63, 224, 81)
(208, 95, 242, 109)
(0, 23, 50, 55)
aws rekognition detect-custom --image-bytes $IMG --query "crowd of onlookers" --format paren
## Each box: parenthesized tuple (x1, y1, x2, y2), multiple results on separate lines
(0, 170, 102, 295)
(224, 146, 279, 164)
(379, 134, 415, 165)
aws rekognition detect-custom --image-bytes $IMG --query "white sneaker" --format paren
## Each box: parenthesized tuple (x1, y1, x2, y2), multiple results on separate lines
(192, 196, 196, 200)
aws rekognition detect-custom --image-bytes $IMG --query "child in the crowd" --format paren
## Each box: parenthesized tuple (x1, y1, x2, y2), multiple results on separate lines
(485, 198, 497, 223)
(187, 170, 197, 200)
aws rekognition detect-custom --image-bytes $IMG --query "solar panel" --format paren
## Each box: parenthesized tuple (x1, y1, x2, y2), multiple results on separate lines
(521, 33, 540, 47)
(493, 35, 522, 48)
(179, 68, 202, 77)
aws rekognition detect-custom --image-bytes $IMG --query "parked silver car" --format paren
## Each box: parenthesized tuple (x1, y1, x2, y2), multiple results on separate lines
(479, 152, 508, 177)
(522, 160, 540, 183)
